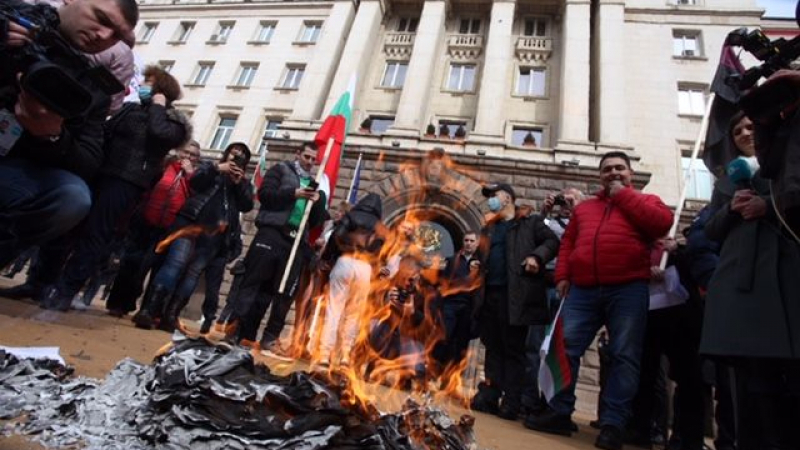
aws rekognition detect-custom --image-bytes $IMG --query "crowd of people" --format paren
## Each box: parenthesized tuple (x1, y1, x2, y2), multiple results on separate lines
(1, 1, 799, 450)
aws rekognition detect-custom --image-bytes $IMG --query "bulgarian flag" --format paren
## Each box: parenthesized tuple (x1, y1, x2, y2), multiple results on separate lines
(252, 142, 269, 198)
(538, 302, 572, 401)
(314, 76, 355, 207)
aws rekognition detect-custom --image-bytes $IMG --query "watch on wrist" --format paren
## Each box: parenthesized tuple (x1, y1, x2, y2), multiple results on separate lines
(48, 133, 62, 143)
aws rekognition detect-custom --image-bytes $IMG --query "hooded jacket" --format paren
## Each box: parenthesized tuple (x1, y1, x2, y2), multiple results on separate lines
(554, 187, 672, 287)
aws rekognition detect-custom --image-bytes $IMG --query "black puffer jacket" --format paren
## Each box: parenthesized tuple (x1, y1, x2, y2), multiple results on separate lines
(100, 102, 191, 188)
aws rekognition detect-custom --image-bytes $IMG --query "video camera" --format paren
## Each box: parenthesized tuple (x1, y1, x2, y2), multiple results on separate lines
(725, 28, 800, 91)
(0, 1, 123, 119)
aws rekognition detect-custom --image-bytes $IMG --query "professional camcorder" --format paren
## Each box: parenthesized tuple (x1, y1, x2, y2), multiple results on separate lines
(0, 1, 123, 119)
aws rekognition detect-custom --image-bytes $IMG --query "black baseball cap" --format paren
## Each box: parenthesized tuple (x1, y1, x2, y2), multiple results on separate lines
(481, 183, 516, 201)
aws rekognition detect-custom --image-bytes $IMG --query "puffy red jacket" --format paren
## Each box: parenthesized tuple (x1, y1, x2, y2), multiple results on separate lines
(142, 162, 192, 228)
(554, 187, 672, 287)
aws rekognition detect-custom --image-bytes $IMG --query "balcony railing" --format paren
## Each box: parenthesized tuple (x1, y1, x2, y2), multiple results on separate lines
(447, 34, 483, 59)
(384, 32, 416, 59)
(515, 37, 552, 62)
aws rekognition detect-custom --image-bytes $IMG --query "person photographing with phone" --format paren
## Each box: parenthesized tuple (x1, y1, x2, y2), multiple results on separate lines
(525, 152, 672, 450)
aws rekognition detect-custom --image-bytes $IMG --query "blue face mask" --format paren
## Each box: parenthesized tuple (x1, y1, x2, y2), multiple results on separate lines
(138, 85, 153, 103)
(487, 196, 503, 212)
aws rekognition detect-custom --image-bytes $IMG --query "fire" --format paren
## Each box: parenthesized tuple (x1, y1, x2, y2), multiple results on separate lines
(154, 222, 228, 254)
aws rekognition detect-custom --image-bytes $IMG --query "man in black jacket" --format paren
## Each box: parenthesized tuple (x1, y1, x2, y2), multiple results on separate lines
(0, 0, 138, 269)
(220, 142, 327, 354)
(470, 183, 559, 420)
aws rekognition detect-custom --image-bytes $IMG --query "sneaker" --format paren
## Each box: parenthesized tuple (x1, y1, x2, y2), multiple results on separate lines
(523, 408, 573, 436)
(71, 296, 89, 311)
(595, 425, 624, 450)
(497, 400, 521, 421)
(470, 382, 501, 415)
(260, 342, 293, 362)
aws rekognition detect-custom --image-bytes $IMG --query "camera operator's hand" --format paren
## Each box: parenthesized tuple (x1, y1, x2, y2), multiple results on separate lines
(217, 161, 244, 184)
(542, 194, 555, 215)
(650, 266, 665, 282)
(7, 22, 32, 47)
(294, 188, 320, 202)
(152, 93, 167, 107)
(14, 86, 63, 139)
(765, 69, 800, 88)
(556, 280, 570, 300)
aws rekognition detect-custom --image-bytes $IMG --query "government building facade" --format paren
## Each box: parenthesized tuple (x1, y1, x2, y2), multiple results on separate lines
(132, 0, 770, 412)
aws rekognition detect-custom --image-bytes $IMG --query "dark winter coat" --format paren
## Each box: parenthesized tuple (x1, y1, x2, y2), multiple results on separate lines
(0, 0, 109, 181)
(477, 211, 560, 326)
(684, 205, 721, 290)
(555, 188, 672, 287)
(100, 102, 191, 189)
(255, 161, 327, 238)
(700, 173, 800, 360)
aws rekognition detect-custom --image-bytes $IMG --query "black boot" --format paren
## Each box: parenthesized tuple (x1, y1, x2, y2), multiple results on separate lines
(199, 318, 213, 334)
(0, 281, 44, 301)
(159, 297, 188, 333)
(133, 286, 171, 330)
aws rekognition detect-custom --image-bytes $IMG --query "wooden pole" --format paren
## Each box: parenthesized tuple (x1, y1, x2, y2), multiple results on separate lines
(278, 137, 336, 293)
(660, 93, 716, 269)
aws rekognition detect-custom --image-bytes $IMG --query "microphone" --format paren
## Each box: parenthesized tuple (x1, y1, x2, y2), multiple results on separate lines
(726, 156, 758, 189)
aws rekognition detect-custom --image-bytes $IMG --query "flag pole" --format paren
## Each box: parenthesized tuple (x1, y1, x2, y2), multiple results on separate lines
(660, 93, 716, 269)
(346, 153, 363, 203)
(278, 136, 336, 294)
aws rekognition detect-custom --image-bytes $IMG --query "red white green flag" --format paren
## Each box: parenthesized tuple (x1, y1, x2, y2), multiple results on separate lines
(538, 302, 573, 401)
(314, 76, 355, 207)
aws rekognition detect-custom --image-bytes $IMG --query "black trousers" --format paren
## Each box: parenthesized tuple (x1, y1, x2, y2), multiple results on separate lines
(57, 177, 143, 298)
(231, 227, 304, 345)
(201, 254, 226, 322)
(106, 218, 167, 313)
(630, 302, 705, 450)
(479, 286, 528, 407)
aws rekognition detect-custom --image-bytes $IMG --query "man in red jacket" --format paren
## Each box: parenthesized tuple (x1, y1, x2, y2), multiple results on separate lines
(525, 152, 672, 450)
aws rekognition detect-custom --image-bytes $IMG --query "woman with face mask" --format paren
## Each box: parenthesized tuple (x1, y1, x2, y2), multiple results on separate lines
(39, 66, 191, 312)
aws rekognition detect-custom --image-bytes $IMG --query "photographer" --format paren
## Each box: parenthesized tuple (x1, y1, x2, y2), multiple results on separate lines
(132, 142, 254, 331)
(0, 0, 138, 269)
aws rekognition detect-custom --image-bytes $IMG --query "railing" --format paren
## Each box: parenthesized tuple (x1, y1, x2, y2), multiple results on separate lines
(447, 34, 483, 59)
(515, 37, 552, 62)
(384, 32, 416, 58)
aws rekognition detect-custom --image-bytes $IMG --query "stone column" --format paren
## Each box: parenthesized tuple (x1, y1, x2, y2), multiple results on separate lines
(557, 0, 591, 144)
(290, 0, 356, 121)
(390, 0, 447, 136)
(322, 0, 385, 122)
(473, 0, 516, 139)
(596, 0, 626, 145)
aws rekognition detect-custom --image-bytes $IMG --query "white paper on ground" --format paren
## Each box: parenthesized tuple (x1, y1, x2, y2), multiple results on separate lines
(0, 345, 65, 364)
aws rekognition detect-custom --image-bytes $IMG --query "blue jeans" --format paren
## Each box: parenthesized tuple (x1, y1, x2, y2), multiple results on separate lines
(549, 281, 649, 430)
(0, 158, 91, 266)
(152, 237, 216, 300)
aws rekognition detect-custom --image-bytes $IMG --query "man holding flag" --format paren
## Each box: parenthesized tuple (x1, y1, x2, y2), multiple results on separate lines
(526, 152, 671, 450)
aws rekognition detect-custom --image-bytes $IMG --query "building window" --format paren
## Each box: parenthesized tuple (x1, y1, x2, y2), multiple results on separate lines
(438, 120, 468, 139)
(678, 85, 706, 116)
(673, 0, 698, 5)
(232, 64, 258, 87)
(369, 116, 395, 134)
(210, 22, 234, 43)
(381, 62, 407, 88)
(176, 22, 195, 43)
(298, 22, 322, 43)
(511, 127, 543, 147)
(255, 21, 276, 43)
(397, 17, 419, 32)
(673, 31, 702, 57)
(138, 22, 158, 43)
(159, 60, 175, 73)
(516, 67, 546, 97)
(258, 119, 282, 154)
(447, 64, 476, 92)
(280, 65, 305, 89)
(210, 117, 237, 150)
(523, 18, 547, 37)
(682, 157, 714, 200)
(459, 18, 481, 34)
(191, 63, 214, 86)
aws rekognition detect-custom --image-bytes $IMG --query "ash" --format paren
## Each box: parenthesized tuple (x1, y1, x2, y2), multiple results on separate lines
(0, 337, 479, 450)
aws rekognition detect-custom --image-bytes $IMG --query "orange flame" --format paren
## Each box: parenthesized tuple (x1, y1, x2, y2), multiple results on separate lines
(155, 222, 228, 254)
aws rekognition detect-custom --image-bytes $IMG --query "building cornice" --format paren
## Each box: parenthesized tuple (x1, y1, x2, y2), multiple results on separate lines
(625, 7, 763, 22)
(137, 0, 339, 14)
